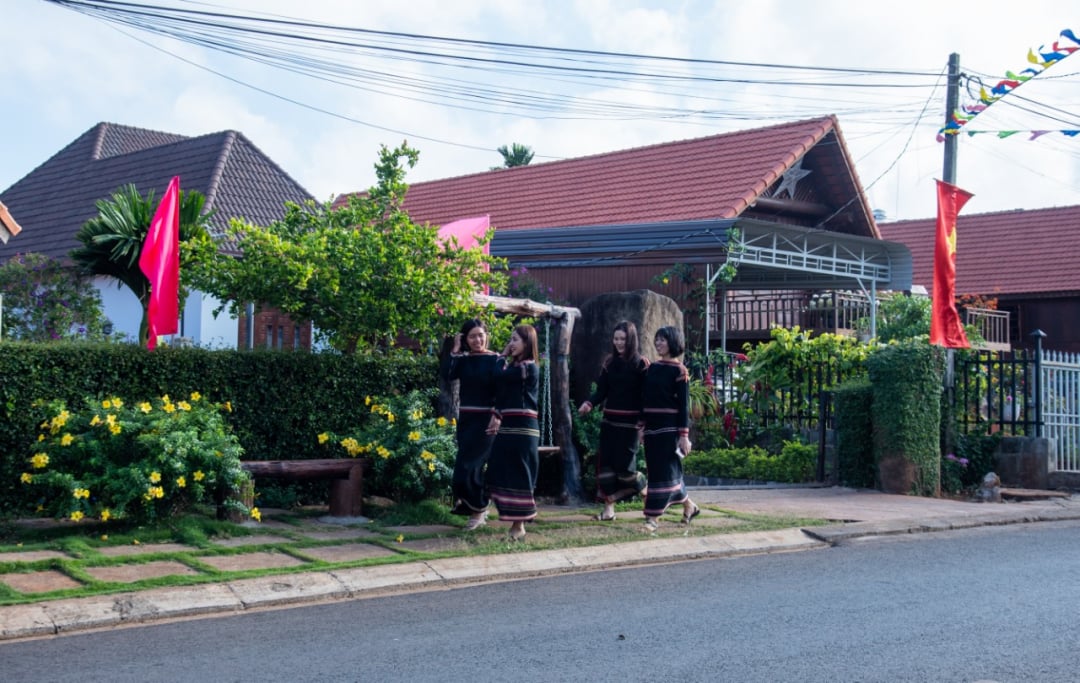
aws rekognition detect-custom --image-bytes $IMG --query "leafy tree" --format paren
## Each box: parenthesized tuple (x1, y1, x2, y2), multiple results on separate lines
(190, 143, 506, 354)
(0, 253, 109, 341)
(69, 184, 217, 346)
(493, 143, 534, 169)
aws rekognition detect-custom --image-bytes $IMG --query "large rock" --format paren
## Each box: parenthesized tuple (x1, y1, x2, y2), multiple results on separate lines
(570, 289, 683, 404)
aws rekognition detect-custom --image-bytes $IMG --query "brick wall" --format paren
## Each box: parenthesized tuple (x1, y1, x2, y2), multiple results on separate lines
(236, 307, 312, 350)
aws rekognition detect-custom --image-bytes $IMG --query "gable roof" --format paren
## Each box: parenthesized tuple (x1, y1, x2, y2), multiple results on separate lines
(338, 116, 879, 239)
(879, 204, 1080, 297)
(0, 122, 313, 261)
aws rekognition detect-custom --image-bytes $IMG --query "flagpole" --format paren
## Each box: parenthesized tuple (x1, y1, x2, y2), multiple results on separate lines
(942, 53, 961, 469)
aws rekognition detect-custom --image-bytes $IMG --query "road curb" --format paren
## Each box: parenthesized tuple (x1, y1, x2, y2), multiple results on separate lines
(803, 508, 1080, 543)
(0, 527, 825, 641)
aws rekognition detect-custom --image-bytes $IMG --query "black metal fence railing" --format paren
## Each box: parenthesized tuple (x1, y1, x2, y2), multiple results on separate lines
(954, 348, 1039, 436)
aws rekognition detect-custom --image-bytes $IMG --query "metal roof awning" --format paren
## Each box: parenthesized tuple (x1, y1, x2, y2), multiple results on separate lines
(491, 217, 912, 292)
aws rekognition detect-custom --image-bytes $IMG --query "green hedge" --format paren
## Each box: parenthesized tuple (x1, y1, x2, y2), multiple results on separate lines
(865, 341, 944, 496)
(0, 342, 436, 514)
(833, 377, 875, 488)
(683, 440, 816, 483)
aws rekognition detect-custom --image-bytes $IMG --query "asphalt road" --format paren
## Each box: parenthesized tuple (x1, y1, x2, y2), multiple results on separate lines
(5, 520, 1080, 682)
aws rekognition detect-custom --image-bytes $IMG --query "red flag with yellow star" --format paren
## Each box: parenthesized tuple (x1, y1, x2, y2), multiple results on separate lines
(931, 179, 973, 348)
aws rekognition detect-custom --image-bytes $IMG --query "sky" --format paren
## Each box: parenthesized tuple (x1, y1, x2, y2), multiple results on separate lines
(3, 0, 1078, 222)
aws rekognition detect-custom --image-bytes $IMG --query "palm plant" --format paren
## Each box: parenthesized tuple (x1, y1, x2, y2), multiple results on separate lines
(493, 143, 534, 169)
(70, 184, 217, 346)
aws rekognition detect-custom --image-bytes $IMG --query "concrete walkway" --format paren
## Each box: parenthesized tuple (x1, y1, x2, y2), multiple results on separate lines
(2, 486, 1079, 641)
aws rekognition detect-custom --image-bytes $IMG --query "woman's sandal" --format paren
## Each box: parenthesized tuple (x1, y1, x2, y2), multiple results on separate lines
(594, 512, 617, 521)
(643, 517, 660, 532)
(681, 504, 701, 525)
(508, 527, 526, 542)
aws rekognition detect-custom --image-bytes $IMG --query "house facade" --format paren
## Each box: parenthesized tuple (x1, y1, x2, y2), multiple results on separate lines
(0, 122, 314, 348)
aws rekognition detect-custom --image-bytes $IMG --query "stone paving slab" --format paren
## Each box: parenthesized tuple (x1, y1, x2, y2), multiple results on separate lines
(397, 537, 472, 553)
(382, 524, 458, 536)
(0, 550, 70, 563)
(0, 569, 83, 593)
(83, 560, 200, 583)
(96, 542, 196, 557)
(198, 551, 308, 572)
(298, 528, 380, 541)
(298, 543, 399, 562)
(210, 534, 293, 548)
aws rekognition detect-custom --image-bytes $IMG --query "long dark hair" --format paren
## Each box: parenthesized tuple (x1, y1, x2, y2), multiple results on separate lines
(512, 324, 539, 362)
(604, 320, 642, 368)
(655, 325, 685, 358)
(459, 318, 487, 354)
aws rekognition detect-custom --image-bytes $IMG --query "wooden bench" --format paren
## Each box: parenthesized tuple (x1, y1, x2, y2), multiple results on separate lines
(242, 458, 369, 517)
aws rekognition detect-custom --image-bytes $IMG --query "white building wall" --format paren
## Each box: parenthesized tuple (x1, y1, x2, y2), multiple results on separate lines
(94, 277, 237, 349)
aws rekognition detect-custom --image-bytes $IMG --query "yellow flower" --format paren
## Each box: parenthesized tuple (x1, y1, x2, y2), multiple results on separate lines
(662, 277, 670, 284)
(224, 401, 232, 412)
(90, 414, 103, 426)
(148, 486, 164, 499)
(193, 470, 205, 482)
(37, 434, 45, 442)
(108, 423, 122, 435)
(20, 472, 33, 484)
(436, 417, 448, 427)
(408, 431, 421, 442)
(161, 394, 171, 403)
(376, 445, 391, 459)
(317, 432, 330, 444)
(163, 402, 175, 413)
(365, 396, 372, 406)
(149, 471, 162, 483)
(70, 510, 84, 522)
(451, 418, 457, 426)
(176, 476, 186, 488)
(100, 534, 108, 541)
(395, 534, 404, 543)
(132, 539, 140, 545)
(385, 413, 395, 423)
(340, 437, 362, 457)
(100, 509, 111, 522)
(190, 391, 202, 402)
(60, 433, 74, 446)
(177, 401, 191, 411)
(111, 397, 123, 409)
(411, 409, 423, 420)
(420, 450, 436, 461)
(139, 402, 153, 414)
(31, 453, 49, 469)
(73, 487, 90, 499)
(102, 399, 112, 409)
(105, 413, 117, 425)
(427, 462, 436, 472)
(250, 507, 262, 522)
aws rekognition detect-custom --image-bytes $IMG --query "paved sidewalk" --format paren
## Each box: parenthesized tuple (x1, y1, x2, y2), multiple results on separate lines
(2, 486, 1078, 641)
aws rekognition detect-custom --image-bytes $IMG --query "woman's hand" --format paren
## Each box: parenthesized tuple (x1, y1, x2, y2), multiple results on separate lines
(577, 402, 592, 416)
(676, 436, 692, 458)
(485, 415, 502, 435)
(451, 333, 462, 354)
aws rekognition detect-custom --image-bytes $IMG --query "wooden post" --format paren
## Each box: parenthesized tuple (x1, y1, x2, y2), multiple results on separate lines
(550, 306, 585, 504)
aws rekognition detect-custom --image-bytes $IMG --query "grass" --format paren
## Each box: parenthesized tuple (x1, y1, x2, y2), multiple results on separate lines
(0, 500, 827, 606)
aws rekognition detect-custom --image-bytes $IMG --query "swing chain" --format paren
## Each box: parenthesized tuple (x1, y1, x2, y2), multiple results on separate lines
(541, 318, 554, 447)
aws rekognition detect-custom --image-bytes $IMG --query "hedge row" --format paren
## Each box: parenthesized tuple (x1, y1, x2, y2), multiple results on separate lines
(0, 342, 437, 514)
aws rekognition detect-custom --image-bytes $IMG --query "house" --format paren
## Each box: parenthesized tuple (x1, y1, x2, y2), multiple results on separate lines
(0, 201, 23, 244)
(337, 115, 912, 351)
(880, 205, 1080, 353)
(0, 122, 314, 348)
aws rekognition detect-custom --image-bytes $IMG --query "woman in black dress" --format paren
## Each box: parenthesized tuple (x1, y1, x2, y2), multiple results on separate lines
(441, 319, 499, 530)
(485, 324, 540, 542)
(578, 320, 649, 521)
(641, 325, 699, 531)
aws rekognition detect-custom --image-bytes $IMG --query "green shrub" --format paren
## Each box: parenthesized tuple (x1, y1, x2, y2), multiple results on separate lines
(941, 433, 1001, 494)
(683, 439, 815, 483)
(19, 393, 252, 525)
(315, 390, 456, 503)
(833, 377, 875, 488)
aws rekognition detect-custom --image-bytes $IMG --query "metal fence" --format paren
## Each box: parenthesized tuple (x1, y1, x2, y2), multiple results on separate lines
(1040, 349, 1080, 471)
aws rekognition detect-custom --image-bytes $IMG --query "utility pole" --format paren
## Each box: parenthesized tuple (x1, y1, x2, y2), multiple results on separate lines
(942, 52, 961, 468)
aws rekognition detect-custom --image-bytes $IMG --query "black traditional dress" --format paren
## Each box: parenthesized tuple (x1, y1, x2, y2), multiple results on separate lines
(487, 358, 540, 522)
(582, 355, 649, 503)
(441, 350, 498, 514)
(641, 359, 691, 517)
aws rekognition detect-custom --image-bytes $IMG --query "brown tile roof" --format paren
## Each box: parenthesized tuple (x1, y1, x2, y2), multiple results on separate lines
(879, 204, 1080, 296)
(0, 201, 22, 243)
(337, 115, 878, 238)
(0, 122, 313, 261)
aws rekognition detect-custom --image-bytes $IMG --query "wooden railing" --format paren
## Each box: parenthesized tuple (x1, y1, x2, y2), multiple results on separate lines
(964, 307, 1011, 350)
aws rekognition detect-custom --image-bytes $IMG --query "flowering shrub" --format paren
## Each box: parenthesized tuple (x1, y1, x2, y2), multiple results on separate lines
(317, 390, 456, 503)
(21, 393, 253, 525)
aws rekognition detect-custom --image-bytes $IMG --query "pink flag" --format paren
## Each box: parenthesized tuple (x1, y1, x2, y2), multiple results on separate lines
(438, 215, 490, 254)
(139, 176, 181, 350)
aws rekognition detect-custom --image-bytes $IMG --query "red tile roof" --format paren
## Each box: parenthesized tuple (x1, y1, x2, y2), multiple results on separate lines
(337, 115, 877, 237)
(879, 204, 1080, 296)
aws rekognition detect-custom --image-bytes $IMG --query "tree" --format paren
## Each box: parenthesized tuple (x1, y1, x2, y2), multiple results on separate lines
(0, 253, 109, 341)
(190, 142, 507, 354)
(493, 143, 534, 169)
(70, 184, 217, 347)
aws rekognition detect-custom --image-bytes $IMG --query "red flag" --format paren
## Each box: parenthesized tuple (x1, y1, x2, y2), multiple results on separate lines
(139, 176, 181, 350)
(438, 215, 491, 294)
(930, 179, 973, 348)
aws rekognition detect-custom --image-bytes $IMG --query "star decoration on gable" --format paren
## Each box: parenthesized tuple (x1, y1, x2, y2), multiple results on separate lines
(771, 158, 812, 199)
